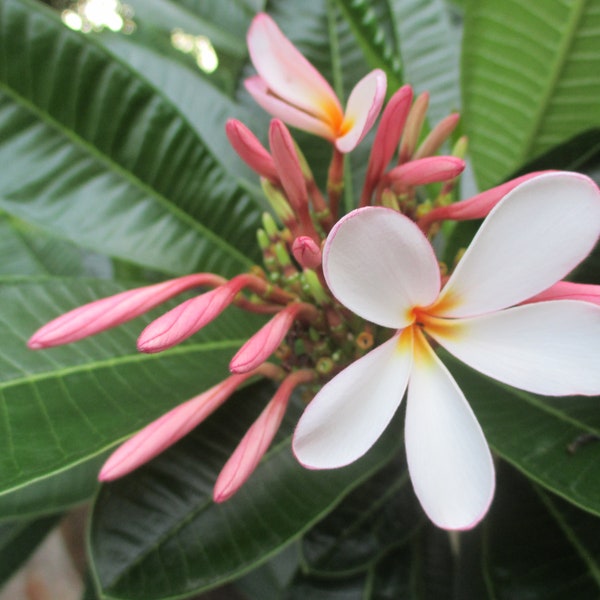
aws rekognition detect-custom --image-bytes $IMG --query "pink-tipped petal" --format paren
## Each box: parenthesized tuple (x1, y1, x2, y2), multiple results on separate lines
(363, 85, 413, 192)
(244, 76, 334, 139)
(418, 171, 553, 229)
(27, 274, 225, 349)
(293, 331, 412, 469)
(230, 303, 311, 373)
(406, 332, 494, 530)
(225, 119, 278, 181)
(292, 236, 322, 269)
(437, 172, 600, 318)
(388, 156, 465, 186)
(137, 284, 237, 353)
(269, 120, 309, 212)
(324, 207, 441, 329)
(413, 112, 460, 160)
(213, 370, 313, 502)
(428, 301, 600, 397)
(524, 281, 600, 306)
(246, 14, 342, 123)
(336, 69, 387, 153)
(99, 373, 252, 481)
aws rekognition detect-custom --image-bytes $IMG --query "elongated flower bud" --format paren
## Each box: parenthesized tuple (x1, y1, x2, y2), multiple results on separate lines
(413, 113, 460, 160)
(230, 303, 319, 373)
(28, 274, 226, 349)
(388, 156, 465, 187)
(523, 281, 600, 306)
(417, 171, 553, 230)
(361, 85, 413, 205)
(213, 369, 314, 502)
(99, 372, 256, 481)
(225, 119, 278, 182)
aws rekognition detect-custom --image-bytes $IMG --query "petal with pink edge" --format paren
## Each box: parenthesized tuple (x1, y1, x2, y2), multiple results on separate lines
(244, 77, 334, 139)
(336, 69, 387, 153)
(324, 207, 441, 329)
(437, 172, 600, 318)
(405, 332, 494, 530)
(293, 331, 412, 469)
(428, 300, 600, 396)
(246, 14, 341, 122)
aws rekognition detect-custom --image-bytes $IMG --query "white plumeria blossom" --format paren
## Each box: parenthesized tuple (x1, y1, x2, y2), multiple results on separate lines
(293, 172, 600, 530)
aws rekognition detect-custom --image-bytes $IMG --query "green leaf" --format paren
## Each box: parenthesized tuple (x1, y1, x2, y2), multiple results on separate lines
(330, 0, 403, 90)
(88, 387, 403, 600)
(0, 513, 61, 585)
(391, 0, 461, 122)
(0, 278, 262, 508)
(443, 352, 600, 517)
(0, 0, 262, 277)
(0, 215, 111, 278)
(300, 455, 423, 576)
(462, 0, 600, 189)
(483, 462, 600, 598)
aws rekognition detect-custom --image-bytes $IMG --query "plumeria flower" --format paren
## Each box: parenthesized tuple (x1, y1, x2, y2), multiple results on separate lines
(293, 172, 600, 530)
(245, 13, 386, 153)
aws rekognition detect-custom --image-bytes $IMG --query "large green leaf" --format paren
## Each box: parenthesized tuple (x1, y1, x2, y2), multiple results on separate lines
(89, 387, 403, 600)
(300, 456, 423, 576)
(443, 352, 600, 517)
(462, 0, 600, 189)
(0, 0, 262, 277)
(483, 463, 600, 598)
(391, 0, 461, 122)
(0, 278, 262, 507)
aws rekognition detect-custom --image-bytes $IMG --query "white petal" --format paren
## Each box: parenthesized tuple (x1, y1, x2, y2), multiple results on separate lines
(244, 77, 334, 139)
(324, 207, 441, 329)
(293, 331, 412, 468)
(336, 69, 387, 153)
(428, 300, 600, 396)
(406, 333, 494, 530)
(246, 14, 342, 123)
(438, 172, 600, 317)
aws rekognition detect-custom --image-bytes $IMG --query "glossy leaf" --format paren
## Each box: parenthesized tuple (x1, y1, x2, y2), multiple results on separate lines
(300, 455, 423, 576)
(89, 388, 403, 600)
(462, 0, 600, 188)
(0, 0, 261, 277)
(331, 0, 403, 91)
(391, 0, 461, 122)
(0, 278, 262, 509)
(483, 463, 600, 598)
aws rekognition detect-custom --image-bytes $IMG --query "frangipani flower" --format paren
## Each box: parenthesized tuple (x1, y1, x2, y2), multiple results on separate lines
(293, 172, 600, 530)
(245, 13, 386, 153)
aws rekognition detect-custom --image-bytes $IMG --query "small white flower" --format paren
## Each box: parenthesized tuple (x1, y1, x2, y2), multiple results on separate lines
(293, 172, 600, 530)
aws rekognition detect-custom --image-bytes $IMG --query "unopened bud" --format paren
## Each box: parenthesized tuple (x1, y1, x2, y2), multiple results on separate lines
(292, 236, 322, 270)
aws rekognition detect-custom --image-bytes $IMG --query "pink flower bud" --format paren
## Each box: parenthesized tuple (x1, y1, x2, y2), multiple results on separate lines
(213, 369, 314, 502)
(27, 274, 225, 349)
(137, 283, 238, 353)
(414, 113, 460, 160)
(225, 119, 278, 182)
(418, 171, 554, 230)
(99, 373, 254, 482)
(292, 236, 322, 269)
(229, 303, 318, 373)
(269, 119, 309, 214)
(523, 281, 600, 306)
(361, 85, 413, 205)
(388, 156, 465, 187)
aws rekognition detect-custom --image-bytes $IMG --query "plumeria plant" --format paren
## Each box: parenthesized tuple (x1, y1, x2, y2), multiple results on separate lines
(1, 1, 600, 598)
